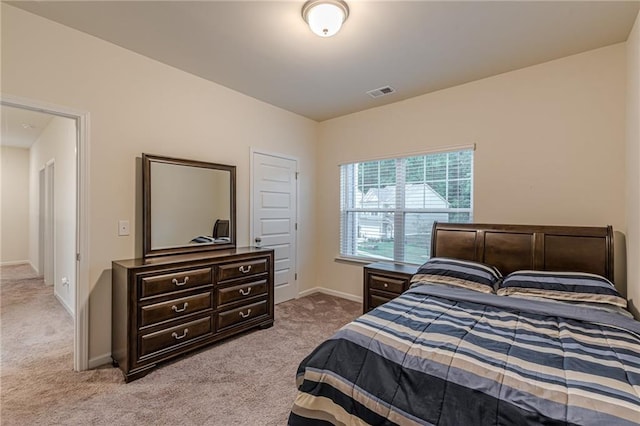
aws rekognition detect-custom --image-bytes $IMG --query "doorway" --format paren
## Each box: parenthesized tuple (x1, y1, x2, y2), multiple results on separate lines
(251, 150, 298, 304)
(0, 95, 89, 371)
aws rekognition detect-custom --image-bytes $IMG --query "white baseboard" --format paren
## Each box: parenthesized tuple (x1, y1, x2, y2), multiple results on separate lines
(298, 287, 362, 304)
(89, 353, 113, 369)
(0, 260, 30, 266)
(54, 291, 74, 317)
(29, 261, 43, 277)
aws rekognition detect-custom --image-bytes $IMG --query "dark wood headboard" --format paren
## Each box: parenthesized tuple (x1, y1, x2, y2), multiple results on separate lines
(431, 222, 614, 282)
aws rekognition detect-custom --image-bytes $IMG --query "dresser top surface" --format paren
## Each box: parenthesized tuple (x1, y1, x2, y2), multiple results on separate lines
(113, 246, 273, 269)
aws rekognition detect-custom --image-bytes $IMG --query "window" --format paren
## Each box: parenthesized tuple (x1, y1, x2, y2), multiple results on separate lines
(340, 148, 473, 264)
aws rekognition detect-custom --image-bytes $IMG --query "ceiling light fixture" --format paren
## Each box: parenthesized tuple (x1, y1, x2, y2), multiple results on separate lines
(302, 0, 349, 38)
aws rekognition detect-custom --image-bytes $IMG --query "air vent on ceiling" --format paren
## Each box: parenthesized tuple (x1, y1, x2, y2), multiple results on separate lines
(366, 85, 396, 99)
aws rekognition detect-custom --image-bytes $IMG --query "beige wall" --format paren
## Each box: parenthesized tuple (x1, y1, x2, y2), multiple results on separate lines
(28, 116, 77, 314)
(316, 44, 627, 299)
(626, 11, 640, 318)
(0, 146, 30, 265)
(2, 3, 636, 365)
(1, 4, 318, 365)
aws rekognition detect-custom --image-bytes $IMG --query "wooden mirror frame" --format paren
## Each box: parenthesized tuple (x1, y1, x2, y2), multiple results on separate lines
(142, 153, 236, 258)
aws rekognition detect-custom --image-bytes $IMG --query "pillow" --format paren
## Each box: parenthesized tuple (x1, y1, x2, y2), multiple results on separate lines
(497, 270, 627, 308)
(411, 257, 502, 294)
(498, 294, 634, 319)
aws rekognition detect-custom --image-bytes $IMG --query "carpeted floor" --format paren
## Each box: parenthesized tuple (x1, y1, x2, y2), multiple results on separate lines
(0, 264, 361, 425)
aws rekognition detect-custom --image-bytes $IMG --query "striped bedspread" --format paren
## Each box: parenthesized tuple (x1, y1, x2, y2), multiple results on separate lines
(289, 283, 640, 425)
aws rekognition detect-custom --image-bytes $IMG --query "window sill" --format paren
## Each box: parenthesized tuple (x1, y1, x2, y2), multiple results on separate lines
(334, 255, 421, 267)
(334, 256, 372, 266)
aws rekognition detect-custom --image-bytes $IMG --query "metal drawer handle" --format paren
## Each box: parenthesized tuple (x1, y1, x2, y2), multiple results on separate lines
(239, 309, 252, 319)
(171, 328, 189, 340)
(238, 265, 252, 274)
(383, 282, 389, 288)
(171, 302, 189, 313)
(172, 276, 189, 286)
(238, 287, 252, 296)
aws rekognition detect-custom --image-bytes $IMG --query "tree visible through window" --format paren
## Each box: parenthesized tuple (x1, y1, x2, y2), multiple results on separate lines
(340, 149, 473, 264)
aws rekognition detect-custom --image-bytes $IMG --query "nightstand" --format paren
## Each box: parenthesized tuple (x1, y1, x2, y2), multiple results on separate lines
(363, 262, 419, 313)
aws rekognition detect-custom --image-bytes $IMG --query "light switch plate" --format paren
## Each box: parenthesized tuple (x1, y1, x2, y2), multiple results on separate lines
(118, 220, 130, 236)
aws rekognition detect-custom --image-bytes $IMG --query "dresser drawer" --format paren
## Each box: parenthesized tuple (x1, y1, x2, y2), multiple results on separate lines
(368, 274, 407, 295)
(369, 293, 396, 310)
(217, 299, 268, 331)
(139, 267, 212, 298)
(139, 316, 212, 359)
(139, 292, 212, 328)
(216, 279, 268, 307)
(217, 258, 268, 282)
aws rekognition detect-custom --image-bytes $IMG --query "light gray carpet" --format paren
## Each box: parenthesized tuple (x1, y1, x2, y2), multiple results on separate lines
(0, 264, 360, 425)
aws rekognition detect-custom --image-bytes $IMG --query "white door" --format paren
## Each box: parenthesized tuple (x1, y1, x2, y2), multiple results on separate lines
(251, 152, 297, 304)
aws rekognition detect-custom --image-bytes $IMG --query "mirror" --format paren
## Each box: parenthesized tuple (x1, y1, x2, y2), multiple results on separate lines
(143, 153, 236, 258)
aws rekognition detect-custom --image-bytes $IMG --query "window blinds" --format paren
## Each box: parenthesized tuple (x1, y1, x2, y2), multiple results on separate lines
(340, 149, 473, 264)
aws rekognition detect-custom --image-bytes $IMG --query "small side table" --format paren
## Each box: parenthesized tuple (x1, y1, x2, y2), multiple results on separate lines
(363, 262, 419, 313)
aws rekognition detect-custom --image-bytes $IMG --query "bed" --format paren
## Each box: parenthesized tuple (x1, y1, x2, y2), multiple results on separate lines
(289, 223, 640, 425)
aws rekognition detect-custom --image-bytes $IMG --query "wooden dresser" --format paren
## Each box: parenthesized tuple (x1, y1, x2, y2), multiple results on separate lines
(363, 262, 419, 313)
(112, 247, 274, 382)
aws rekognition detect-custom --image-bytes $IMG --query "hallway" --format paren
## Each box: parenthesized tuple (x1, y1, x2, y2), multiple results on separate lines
(0, 264, 118, 424)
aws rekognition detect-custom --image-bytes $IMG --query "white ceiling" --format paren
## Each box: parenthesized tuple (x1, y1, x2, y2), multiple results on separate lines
(1, 105, 54, 149)
(7, 1, 640, 122)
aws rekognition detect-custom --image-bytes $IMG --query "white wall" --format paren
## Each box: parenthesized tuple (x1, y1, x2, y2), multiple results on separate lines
(316, 44, 627, 300)
(1, 4, 318, 365)
(0, 146, 30, 265)
(626, 11, 640, 318)
(27, 116, 77, 314)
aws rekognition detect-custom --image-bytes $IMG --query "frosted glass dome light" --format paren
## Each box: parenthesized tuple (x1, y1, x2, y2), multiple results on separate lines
(302, 0, 349, 38)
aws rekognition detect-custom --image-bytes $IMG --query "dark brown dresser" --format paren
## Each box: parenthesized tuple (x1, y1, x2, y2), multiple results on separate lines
(112, 247, 274, 382)
(363, 262, 419, 313)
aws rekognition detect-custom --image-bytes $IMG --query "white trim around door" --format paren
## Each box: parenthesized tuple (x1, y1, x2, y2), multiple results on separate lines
(1, 93, 90, 372)
(44, 159, 55, 288)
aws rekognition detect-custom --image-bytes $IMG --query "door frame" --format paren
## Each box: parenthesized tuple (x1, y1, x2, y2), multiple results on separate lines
(1, 93, 90, 372)
(44, 159, 55, 287)
(249, 148, 299, 300)
(38, 166, 45, 276)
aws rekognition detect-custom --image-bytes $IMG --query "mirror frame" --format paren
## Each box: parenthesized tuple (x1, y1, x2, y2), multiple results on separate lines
(142, 153, 236, 258)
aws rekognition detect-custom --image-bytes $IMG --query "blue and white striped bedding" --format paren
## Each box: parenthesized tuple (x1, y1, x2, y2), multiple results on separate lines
(414, 257, 503, 293)
(498, 270, 628, 308)
(289, 281, 640, 425)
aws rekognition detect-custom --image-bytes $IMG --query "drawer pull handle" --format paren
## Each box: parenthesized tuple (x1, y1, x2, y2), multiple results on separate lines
(172, 276, 190, 286)
(238, 287, 252, 296)
(239, 309, 252, 319)
(171, 328, 189, 340)
(238, 265, 252, 274)
(171, 302, 189, 313)
(383, 282, 389, 288)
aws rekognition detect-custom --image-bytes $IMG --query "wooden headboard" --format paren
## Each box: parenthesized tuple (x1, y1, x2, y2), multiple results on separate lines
(431, 222, 614, 282)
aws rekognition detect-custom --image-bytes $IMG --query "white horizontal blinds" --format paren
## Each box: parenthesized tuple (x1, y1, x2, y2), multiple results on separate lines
(340, 148, 473, 264)
(404, 150, 473, 214)
(340, 163, 358, 256)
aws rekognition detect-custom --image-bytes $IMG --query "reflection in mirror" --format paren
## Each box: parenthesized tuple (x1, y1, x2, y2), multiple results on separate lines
(143, 154, 236, 258)
(151, 163, 230, 249)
